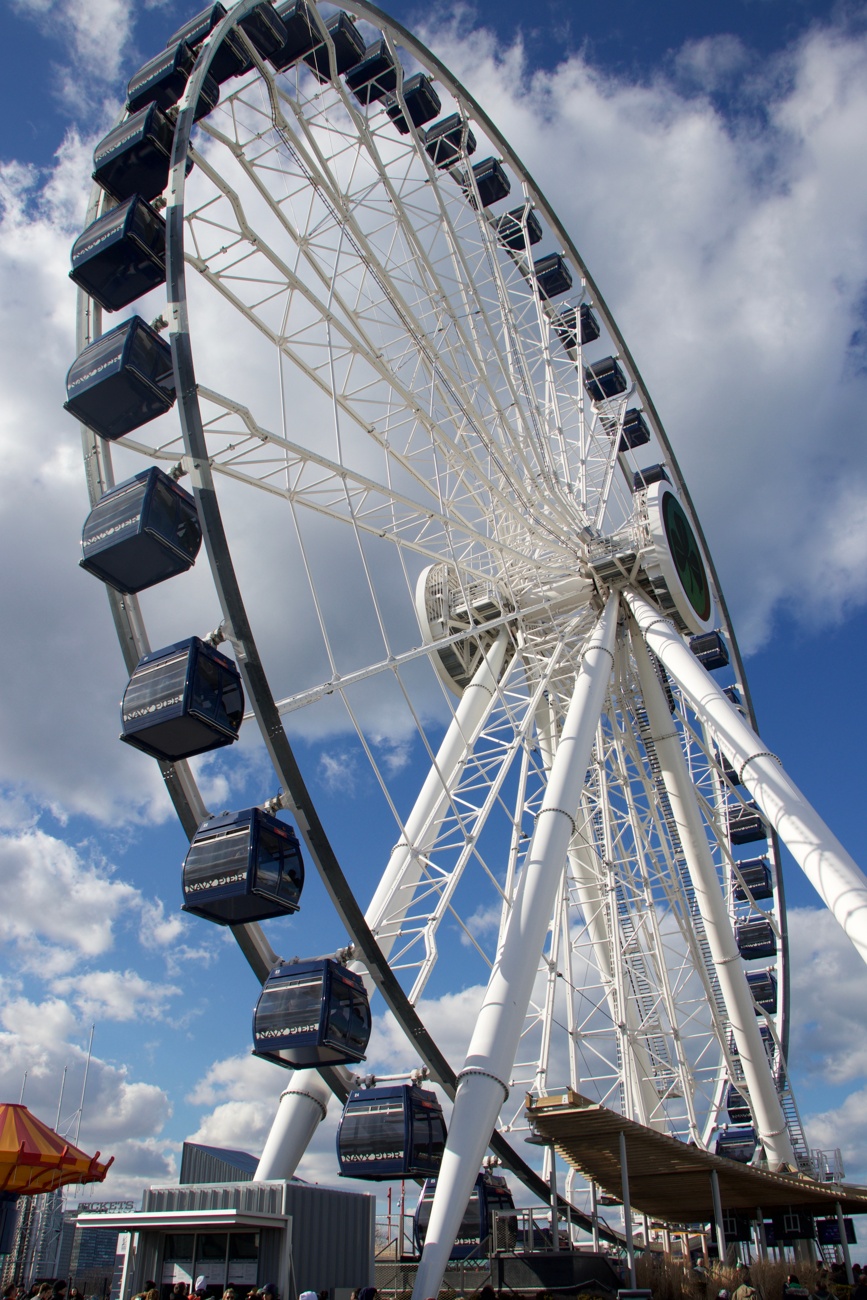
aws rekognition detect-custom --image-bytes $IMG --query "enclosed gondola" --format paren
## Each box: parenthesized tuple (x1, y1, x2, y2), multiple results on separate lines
(80, 467, 202, 593)
(689, 629, 730, 671)
(735, 918, 777, 961)
(120, 636, 244, 761)
(384, 73, 441, 133)
(337, 1083, 446, 1180)
(554, 303, 600, 351)
(252, 958, 371, 1067)
(166, 3, 251, 83)
(344, 38, 398, 104)
(746, 968, 778, 1013)
(424, 113, 477, 168)
(303, 10, 365, 81)
(533, 252, 572, 299)
(271, 0, 319, 71)
(584, 355, 628, 403)
(127, 42, 219, 119)
(456, 157, 511, 210)
(732, 857, 774, 902)
(495, 204, 542, 251)
(92, 103, 175, 204)
(414, 1170, 515, 1259)
(182, 807, 304, 924)
(725, 1085, 752, 1125)
(70, 195, 166, 314)
(729, 802, 768, 846)
(65, 316, 175, 441)
(715, 1126, 758, 1164)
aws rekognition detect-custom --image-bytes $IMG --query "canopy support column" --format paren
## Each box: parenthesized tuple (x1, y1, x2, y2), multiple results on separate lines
(410, 594, 619, 1300)
(624, 590, 867, 968)
(710, 1169, 726, 1265)
(620, 1130, 636, 1288)
(836, 1202, 854, 1284)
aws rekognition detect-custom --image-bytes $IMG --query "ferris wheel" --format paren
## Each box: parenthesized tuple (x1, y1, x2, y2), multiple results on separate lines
(66, 0, 867, 1293)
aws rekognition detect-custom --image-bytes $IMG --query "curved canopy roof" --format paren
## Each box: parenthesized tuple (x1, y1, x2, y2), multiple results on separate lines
(0, 1103, 113, 1195)
(527, 1091, 867, 1225)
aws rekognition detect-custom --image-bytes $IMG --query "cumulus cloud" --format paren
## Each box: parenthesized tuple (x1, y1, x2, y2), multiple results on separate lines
(54, 968, 181, 1022)
(0, 828, 139, 961)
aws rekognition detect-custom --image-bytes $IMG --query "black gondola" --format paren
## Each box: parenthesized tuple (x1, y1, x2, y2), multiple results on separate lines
(726, 1085, 751, 1125)
(424, 113, 477, 168)
(746, 968, 778, 1013)
(303, 11, 366, 82)
(729, 802, 767, 845)
(238, 4, 289, 59)
(554, 303, 600, 351)
(182, 807, 304, 924)
(620, 408, 651, 450)
(345, 38, 398, 104)
(127, 42, 219, 120)
(715, 1126, 758, 1163)
(337, 1083, 446, 1180)
(271, 0, 318, 70)
(70, 196, 166, 314)
(632, 463, 670, 492)
(252, 958, 371, 1067)
(92, 103, 175, 203)
(415, 1171, 515, 1259)
(533, 252, 572, 299)
(732, 857, 774, 902)
(715, 746, 741, 786)
(723, 685, 744, 710)
(584, 355, 627, 403)
(456, 157, 511, 209)
(495, 204, 542, 251)
(384, 73, 441, 133)
(735, 918, 777, 961)
(166, 3, 251, 84)
(689, 630, 730, 671)
(65, 316, 175, 441)
(80, 467, 201, 593)
(120, 636, 244, 761)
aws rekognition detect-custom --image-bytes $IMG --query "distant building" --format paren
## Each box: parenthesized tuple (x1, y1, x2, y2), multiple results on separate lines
(179, 1143, 259, 1185)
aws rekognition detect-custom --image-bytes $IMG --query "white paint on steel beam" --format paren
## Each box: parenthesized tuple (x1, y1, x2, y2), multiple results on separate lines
(628, 619, 796, 1168)
(411, 592, 619, 1300)
(625, 590, 867, 969)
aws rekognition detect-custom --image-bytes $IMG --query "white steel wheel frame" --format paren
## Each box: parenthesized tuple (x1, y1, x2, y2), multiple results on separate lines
(72, 0, 829, 1261)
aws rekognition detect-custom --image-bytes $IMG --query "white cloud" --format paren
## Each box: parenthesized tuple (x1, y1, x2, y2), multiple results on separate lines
(318, 748, 360, 795)
(55, 968, 181, 1022)
(788, 906, 867, 1085)
(0, 829, 139, 960)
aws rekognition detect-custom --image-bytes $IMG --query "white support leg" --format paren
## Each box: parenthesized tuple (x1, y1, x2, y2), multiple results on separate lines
(628, 619, 795, 1169)
(255, 630, 511, 1182)
(411, 594, 619, 1300)
(625, 590, 867, 967)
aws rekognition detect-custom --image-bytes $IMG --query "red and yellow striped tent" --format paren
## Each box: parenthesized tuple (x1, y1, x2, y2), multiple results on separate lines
(0, 1104, 113, 1194)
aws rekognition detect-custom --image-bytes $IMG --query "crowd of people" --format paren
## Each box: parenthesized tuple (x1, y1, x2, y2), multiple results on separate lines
(713, 1262, 867, 1300)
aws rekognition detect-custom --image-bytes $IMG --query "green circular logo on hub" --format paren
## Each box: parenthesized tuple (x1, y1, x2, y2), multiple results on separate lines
(662, 491, 711, 623)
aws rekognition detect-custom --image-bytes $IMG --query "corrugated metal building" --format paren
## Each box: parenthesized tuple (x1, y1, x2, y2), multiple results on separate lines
(77, 1180, 375, 1300)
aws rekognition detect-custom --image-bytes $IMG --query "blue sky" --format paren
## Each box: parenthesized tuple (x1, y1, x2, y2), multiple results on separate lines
(0, 0, 866, 1223)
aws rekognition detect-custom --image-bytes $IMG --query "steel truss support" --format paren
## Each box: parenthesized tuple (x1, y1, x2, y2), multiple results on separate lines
(256, 630, 511, 1180)
(627, 615, 795, 1169)
(625, 591, 867, 967)
(411, 593, 619, 1300)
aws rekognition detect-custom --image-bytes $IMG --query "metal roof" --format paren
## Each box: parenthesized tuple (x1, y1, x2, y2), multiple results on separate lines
(527, 1091, 867, 1225)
